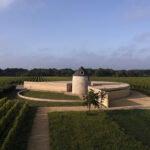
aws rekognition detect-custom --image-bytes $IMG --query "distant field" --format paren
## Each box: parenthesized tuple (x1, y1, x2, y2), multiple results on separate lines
(91, 77, 150, 96)
(22, 90, 80, 100)
(48, 110, 150, 150)
(0, 76, 150, 100)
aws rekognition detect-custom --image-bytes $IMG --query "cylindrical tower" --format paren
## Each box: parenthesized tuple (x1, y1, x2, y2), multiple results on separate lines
(72, 67, 90, 96)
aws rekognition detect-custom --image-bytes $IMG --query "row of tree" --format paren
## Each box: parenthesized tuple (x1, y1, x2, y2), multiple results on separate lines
(0, 68, 150, 77)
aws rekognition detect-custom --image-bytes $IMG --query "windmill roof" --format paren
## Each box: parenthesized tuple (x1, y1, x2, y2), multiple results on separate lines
(73, 66, 89, 76)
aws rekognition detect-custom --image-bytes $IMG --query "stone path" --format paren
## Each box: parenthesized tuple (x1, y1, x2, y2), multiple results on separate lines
(27, 91, 150, 150)
(27, 108, 50, 150)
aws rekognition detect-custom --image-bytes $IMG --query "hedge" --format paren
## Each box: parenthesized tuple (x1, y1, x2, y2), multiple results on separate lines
(0, 98, 7, 107)
(0, 100, 13, 119)
(0, 102, 29, 150)
(0, 101, 20, 137)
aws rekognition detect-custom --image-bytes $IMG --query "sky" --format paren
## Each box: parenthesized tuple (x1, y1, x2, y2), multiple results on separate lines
(0, 0, 150, 70)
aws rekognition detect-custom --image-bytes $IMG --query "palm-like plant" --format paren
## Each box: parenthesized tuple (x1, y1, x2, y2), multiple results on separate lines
(83, 89, 100, 111)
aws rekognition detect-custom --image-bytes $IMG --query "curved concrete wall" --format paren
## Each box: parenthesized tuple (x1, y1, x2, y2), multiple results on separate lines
(72, 76, 90, 96)
(108, 88, 130, 100)
(88, 83, 130, 108)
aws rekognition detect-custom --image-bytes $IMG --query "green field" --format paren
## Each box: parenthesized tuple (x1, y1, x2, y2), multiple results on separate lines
(107, 109, 150, 147)
(0, 76, 150, 150)
(0, 76, 150, 97)
(48, 110, 150, 150)
(0, 98, 30, 150)
(9, 107, 37, 150)
(22, 90, 80, 100)
(91, 77, 150, 96)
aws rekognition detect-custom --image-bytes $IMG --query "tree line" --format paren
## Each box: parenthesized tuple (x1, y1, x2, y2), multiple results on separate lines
(0, 68, 150, 77)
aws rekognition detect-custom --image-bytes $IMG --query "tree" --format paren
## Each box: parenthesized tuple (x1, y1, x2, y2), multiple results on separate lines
(83, 89, 100, 111)
(99, 90, 107, 108)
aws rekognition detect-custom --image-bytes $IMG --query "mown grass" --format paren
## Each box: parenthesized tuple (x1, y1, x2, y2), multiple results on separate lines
(107, 109, 150, 147)
(19, 98, 84, 107)
(22, 90, 81, 100)
(48, 110, 150, 150)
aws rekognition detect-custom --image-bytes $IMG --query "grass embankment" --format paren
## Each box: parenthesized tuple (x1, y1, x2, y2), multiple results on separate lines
(19, 98, 84, 107)
(48, 110, 150, 150)
(20, 90, 83, 107)
(22, 90, 80, 100)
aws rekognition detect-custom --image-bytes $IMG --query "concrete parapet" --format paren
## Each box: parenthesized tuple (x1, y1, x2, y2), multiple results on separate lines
(24, 81, 72, 93)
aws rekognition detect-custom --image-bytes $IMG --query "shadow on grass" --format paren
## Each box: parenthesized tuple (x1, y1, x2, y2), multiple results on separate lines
(0, 89, 18, 100)
(86, 111, 99, 116)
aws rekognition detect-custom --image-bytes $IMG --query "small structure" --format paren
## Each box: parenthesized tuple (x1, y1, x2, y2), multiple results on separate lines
(72, 67, 91, 96)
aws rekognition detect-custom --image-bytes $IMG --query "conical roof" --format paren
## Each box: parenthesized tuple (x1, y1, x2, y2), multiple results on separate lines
(73, 66, 88, 76)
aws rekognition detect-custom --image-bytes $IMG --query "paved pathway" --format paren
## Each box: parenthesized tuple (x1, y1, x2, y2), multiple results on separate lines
(27, 108, 50, 150)
(27, 91, 150, 150)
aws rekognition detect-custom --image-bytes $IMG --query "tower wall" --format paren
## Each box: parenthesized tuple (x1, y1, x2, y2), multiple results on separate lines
(72, 76, 90, 96)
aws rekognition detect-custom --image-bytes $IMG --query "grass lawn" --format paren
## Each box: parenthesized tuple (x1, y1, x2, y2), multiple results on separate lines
(48, 110, 150, 150)
(107, 109, 150, 147)
(19, 98, 84, 107)
(22, 90, 81, 100)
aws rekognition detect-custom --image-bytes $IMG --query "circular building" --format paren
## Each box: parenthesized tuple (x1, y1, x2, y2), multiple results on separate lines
(72, 67, 90, 96)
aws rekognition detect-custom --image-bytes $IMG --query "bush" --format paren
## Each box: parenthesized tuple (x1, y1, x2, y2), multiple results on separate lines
(1, 102, 29, 150)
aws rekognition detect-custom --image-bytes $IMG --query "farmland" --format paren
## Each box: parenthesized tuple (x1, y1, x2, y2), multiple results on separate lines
(91, 77, 150, 96)
(0, 98, 30, 150)
(0, 76, 150, 150)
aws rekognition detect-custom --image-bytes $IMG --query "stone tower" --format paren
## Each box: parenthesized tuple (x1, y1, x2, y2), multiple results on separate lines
(72, 67, 90, 96)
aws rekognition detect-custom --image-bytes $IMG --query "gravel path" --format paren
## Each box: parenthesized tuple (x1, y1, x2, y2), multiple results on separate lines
(27, 91, 150, 150)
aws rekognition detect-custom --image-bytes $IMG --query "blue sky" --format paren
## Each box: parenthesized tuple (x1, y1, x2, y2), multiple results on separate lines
(0, 0, 150, 69)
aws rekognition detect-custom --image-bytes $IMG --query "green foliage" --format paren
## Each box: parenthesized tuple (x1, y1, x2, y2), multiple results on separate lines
(107, 109, 150, 147)
(0, 100, 13, 119)
(48, 111, 150, 150)
(0, 100, 20, 138)
(83, 89, 100, 111)
(0, 77, 34, 98)
(0, 98, 7, 107)
(91, 77, 150, 95)
(19, 98, 84, 107)
(23, 90, 80, 100)
(0, 102, 29, 150)
(0, 68, 150, 77)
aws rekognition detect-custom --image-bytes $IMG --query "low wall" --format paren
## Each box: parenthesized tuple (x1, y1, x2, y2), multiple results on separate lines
(24, 81, 72, 93)
(88, 85, 130, 108)
(109, 88, 130, 100)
